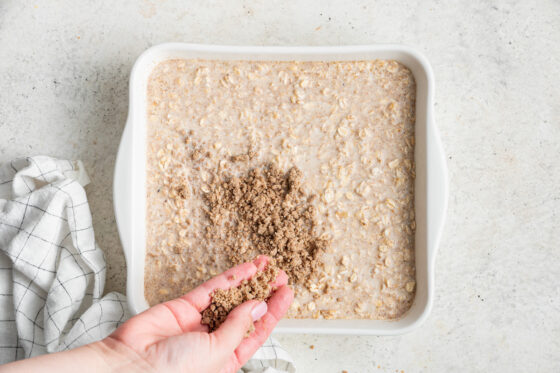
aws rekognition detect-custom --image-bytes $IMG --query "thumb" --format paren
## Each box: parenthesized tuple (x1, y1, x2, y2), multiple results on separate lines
(211, 300, 268, 354)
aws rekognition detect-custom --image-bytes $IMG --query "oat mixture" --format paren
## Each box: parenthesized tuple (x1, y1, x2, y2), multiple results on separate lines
(145, 59, 416, 319)
(201, 264, 279, 332)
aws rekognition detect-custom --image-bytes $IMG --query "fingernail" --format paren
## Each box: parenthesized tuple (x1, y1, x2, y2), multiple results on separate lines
(251, 301, 268, 322)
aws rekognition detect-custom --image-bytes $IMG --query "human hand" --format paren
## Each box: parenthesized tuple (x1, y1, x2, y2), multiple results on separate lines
(101, 255, 293, 373)
(0, 256, 293, 373)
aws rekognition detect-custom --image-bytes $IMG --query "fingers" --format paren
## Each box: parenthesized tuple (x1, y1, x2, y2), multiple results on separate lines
(250, 255, 288, 288)
(129, 256, 278, 344)
(270, 268, 288, 288)
(160, 300, 206, 332)
(210, 300, 267, 362)
(182, 259, 264, 312)
(233, 285, 294, 365)
(252, 255, 270, 271)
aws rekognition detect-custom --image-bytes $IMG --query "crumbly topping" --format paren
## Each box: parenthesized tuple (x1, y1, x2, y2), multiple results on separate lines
(204, 163, 329, 286)
(230, 148, 257, 163)
(201, 264, 279, 332)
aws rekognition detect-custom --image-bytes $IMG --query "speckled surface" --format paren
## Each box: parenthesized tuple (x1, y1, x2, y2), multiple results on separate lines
(1, 1, 559, 371)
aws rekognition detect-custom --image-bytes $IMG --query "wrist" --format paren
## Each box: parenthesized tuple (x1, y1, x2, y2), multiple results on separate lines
(86, 337, 153, 373)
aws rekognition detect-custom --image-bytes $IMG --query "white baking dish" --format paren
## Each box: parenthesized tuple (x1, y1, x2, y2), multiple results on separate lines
(114, 43, 448, 335)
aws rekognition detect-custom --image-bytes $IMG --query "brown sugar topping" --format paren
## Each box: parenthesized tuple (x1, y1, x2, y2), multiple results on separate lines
(230, 148, 257, 163)
(204, 163, 329, 286)
(201, 264, 279, 332)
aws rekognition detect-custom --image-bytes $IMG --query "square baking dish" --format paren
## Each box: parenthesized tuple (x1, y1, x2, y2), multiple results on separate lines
(114, 43, 448, 335)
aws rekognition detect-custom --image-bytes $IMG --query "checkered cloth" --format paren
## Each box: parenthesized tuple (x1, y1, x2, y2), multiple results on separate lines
(241, 337, 296, 373)
(0, 156, 295, 372)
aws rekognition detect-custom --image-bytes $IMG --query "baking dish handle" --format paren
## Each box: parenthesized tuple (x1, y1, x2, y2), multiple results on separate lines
(427, 108, 449, 261)
(113, 118, 133, 270)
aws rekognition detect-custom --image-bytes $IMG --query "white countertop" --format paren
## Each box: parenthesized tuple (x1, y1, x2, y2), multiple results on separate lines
(1, 1, 559, 371)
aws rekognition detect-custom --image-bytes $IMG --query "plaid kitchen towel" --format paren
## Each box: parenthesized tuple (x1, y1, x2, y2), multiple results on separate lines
(0, 156, 295, 373)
